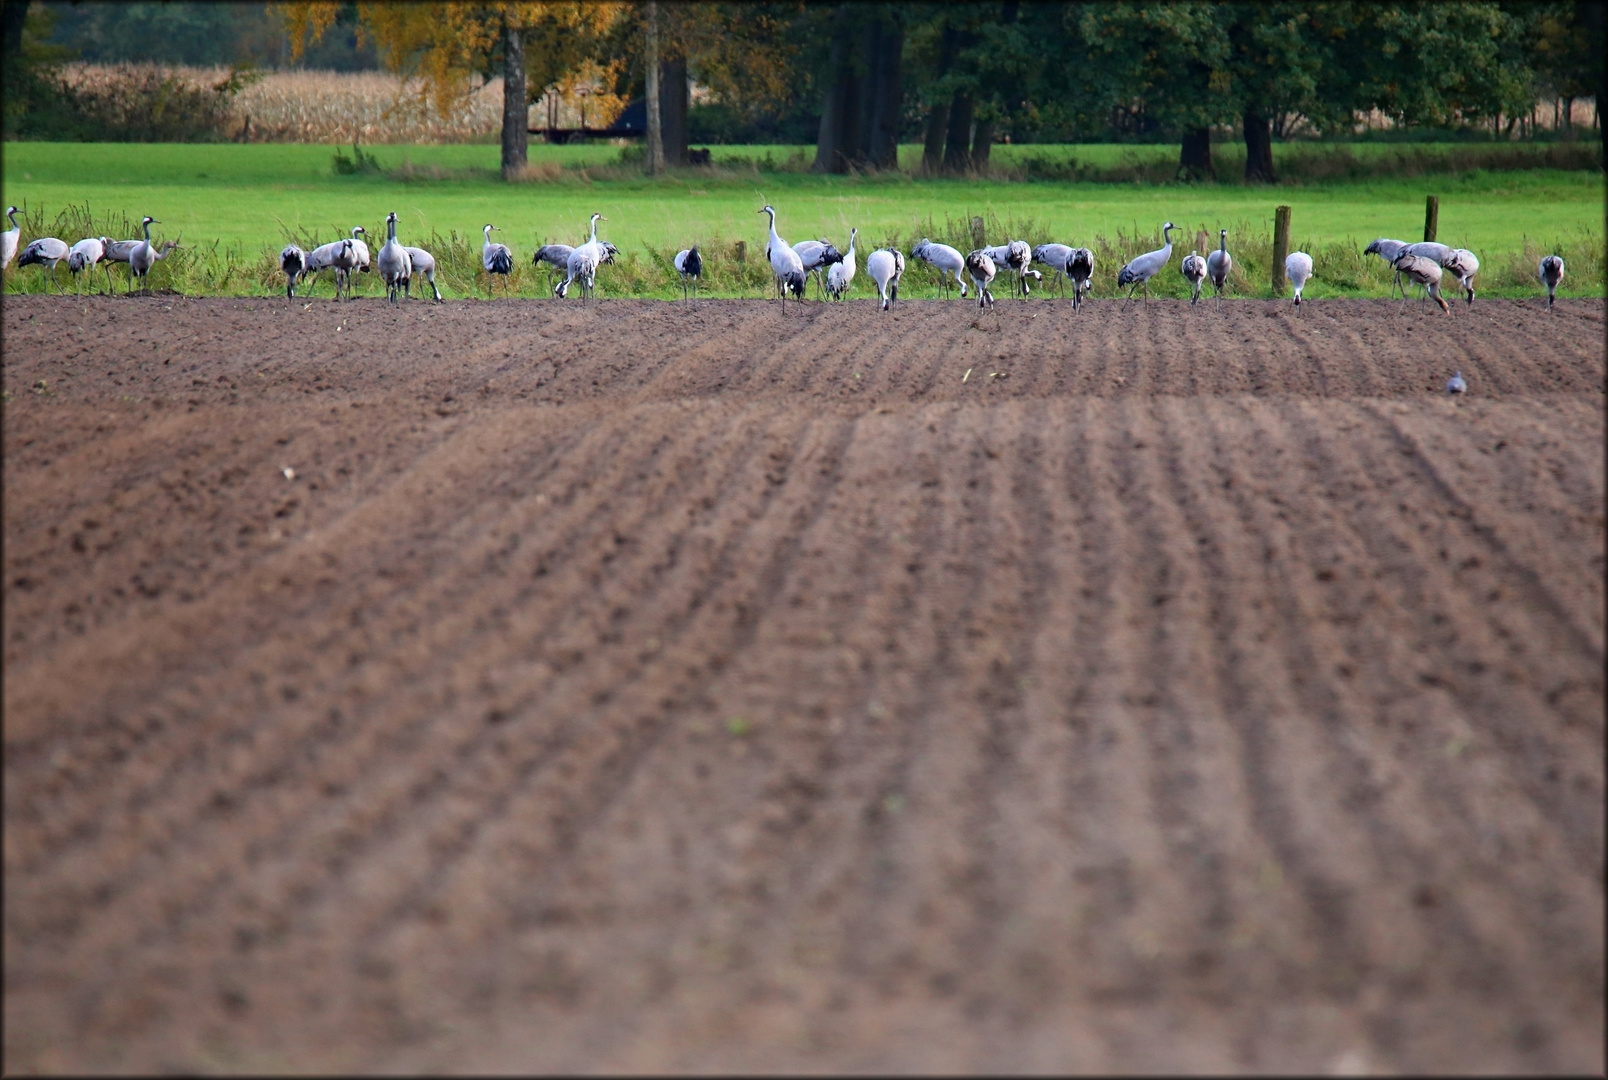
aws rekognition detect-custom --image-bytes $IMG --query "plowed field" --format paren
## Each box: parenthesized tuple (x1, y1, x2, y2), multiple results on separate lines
(4, 295, 1604, 1074)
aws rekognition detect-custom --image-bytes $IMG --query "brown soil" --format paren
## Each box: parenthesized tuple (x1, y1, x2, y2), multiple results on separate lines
(4, 295, 1604, 1074)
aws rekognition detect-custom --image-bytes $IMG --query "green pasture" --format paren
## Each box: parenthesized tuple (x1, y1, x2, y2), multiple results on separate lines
(3, 142, 1601, 301)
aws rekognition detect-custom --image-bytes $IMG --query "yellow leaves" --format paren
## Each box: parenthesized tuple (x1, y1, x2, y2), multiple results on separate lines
(275, 2, 341, 63)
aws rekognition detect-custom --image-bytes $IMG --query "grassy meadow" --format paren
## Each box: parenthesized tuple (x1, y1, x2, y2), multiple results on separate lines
(3, 141, 1602, 301)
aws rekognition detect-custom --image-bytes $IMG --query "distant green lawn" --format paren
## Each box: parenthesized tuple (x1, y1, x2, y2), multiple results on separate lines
(3, 142, 1601, 300)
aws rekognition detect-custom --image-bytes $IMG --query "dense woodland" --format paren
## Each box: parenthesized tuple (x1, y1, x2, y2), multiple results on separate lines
(3, 1, 1603, 182)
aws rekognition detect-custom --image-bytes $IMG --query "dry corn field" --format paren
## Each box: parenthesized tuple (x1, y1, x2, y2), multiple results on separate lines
(59, 64, 518, 144)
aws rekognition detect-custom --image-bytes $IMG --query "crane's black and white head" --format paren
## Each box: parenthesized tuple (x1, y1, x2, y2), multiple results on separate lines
(387, 212, 397, 225)
(143, 216, 158, 226)
(759, 205, 775, 221)
(4, 206, 17, 225)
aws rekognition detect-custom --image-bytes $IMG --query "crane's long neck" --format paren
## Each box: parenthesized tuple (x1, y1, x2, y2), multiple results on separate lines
(387, 218, 397, 242)
(1161, 225, 1173, 249)
(588, 216, 600, 243)
(846, 230, 856, 257)
(142, 220, 153, 243)
(1219, 232, 1227, 254)
(5, 209, 15, 229)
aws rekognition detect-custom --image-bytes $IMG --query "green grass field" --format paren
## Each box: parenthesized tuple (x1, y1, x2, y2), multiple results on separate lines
(3, 142, 1601, 301)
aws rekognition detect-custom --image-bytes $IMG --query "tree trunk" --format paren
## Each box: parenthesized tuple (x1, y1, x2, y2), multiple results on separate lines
(2, 0, 29, 64)
(1242, 107, 1274, 183)
(500, 19, 527, 180)
(661, 55, 688, 165)
(920, 21, 957, 174)
(922, 99, 950, 174)
(859, 15, 903, 170)
(1179, 126, 1213, 180)
(1562, 96, 1576, 140)
(644, 0, 664, 175)
(944, 91, 974, 172)
(971, 115, 995, 172)
(813, 22, 850, 173)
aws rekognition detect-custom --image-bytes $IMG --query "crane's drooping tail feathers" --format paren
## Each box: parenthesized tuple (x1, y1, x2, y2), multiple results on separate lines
(784, 269, 806, 299)
(489, 249, 512, 275)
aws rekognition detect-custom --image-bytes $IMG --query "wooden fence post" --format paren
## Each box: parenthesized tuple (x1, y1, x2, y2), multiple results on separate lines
(971, 216, 986, 249)
(1423, 195, 1439, 243)
(734, 240, 746, 264)
(1272, 205, 1291, 294)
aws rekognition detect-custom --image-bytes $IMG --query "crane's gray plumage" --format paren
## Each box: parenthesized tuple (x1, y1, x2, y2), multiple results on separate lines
(983, 240, 1039, 298)
(67, 237, 109, 294)
(1033, 243, 1074, 297)
(827, 228, 857, 300)
(533, 243, 574, 293)
(674, 245, 702, 300)
(554, 217, 610, 300)
(911, 238, 967, 298)
(794, 237, 842, 299)
(1391, 251, 1448, 313)
(1066, 247, 1094, 310)
(759, 205, 806, 310)
(377, 211, 411, 305)
(1365, 238, 1412, 298)
(402, 246, 443, 302)
(1538, 254, 1565, 309)
(867, 247, 904, 311)
(965, 249, 997, 309)
(18, 236, 70, 292)
(1285, 251, 1314, 307)
(1181, 251, 1207, 306)
(1443, 248, 1479, 305)
(128, 216, 180, 295)
(1205, 229, 1232, 304)
(1117, 222, 1175, 299)
(280, 244, 305, 299)
(482, 224, 513, 294)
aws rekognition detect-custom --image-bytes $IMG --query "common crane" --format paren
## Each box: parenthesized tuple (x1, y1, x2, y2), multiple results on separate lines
(1364, 238, 1411, 298)
(1066, 247, 1094, 310)
(794, 237, 843, 299)
(1538, 254, 1565, 309)
(342, 226, 371, 296)
(533, 243, 574, 292)
(67, 237, 108, 294)
(1033, 243, 1074, 297)
(1, 206, 19, 271)
(866, 247, 904, 311)
(554, 217, 610, 300)
(302, 234, 363, 297)
(1443, 248, 1479, 305)
(1181, 251, 1207, 306)
(965, 249, 997, 309)
(826, 228, 857, 300)
(1390, 250, 1448, 313)
(128, 217, 179, 296)
(280, 244, 305, 299)
(674, 245, 702, 300)
(758, 205, 806, 310)
(911, 238, 967, 298)
(983, 240, 1039, 298)
(377, 211, 412, 305)
(1285, 251, 1314, 307)
(1446, 371, 1467, 395)
(1205, 229, 1232, 304)
(1117, 222, 1175, 300)
(482, 224, 514, 295)
(17, 236, 70, 292)
(402, 245, 443, 302)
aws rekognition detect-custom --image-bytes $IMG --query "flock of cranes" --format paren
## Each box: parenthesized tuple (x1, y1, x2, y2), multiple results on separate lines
(1, 203, 1571, 312)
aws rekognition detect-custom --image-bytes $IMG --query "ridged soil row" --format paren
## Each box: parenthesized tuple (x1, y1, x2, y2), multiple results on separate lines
(3, 403, 621, 867)
(3, 400, 816, 1047)
(1308, 399, 1602, 856)
(404, 407, 955, 1067)
(1203, 397, 1598, 1068)
(285, 408, 861, 1052)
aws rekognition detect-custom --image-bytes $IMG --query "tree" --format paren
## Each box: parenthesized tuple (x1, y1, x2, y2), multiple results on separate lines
(279, 2, 623, 179)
